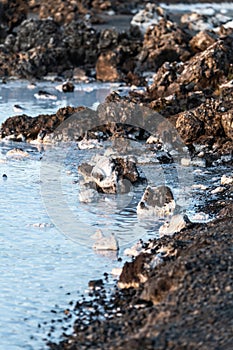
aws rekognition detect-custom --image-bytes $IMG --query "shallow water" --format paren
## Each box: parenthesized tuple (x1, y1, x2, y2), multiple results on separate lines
(0, 81, 128, 349)
(0, 80, 232, 349)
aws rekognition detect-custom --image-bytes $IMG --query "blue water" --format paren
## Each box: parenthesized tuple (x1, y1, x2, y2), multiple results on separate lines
(0, 81, 159, 349)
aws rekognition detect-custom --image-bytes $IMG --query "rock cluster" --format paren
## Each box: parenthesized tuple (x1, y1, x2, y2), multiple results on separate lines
(0, 106, 85, 142)
(47, 217, 233, 350)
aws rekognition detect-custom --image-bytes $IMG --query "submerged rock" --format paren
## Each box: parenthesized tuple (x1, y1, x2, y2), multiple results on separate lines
(6, 148, 30, 159)
(92, 230, 119, 251)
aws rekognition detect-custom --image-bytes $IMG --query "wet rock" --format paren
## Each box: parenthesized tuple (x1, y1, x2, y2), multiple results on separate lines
(88, 279, 104, 290)
(137, 19, 191, 72)
(92, 231, 119, 251)
(6, 148, 30, 159)
(78, 154, 141, 194)
(131, 4, 166, 35)
(159, 214, 191, 237)
(181, 12, 214, 32)
(61, 81, 75, 92)
(118, 253, 149, 289)
(0, 106, 84, 142)
(221, 174, 233, 185)
(137, 185, 175, 217)
(181, 10, 233, 32)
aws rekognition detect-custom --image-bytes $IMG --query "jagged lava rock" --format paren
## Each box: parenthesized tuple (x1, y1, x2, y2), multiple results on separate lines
(0, 106, 84, 142)
(148, 36, 233, 99)
(137, 19, 191, 72)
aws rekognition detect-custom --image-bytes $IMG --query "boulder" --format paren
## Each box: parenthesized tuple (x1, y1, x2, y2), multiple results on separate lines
(148, 37, 233, 99)
(137, 19, 191, 72)
(137, 185, 175, 217)
(189, 30, 217, 53)
(0, 106, 84, 142)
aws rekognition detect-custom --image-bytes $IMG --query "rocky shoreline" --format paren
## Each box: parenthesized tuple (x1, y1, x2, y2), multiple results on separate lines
(0, 1, 233, 349)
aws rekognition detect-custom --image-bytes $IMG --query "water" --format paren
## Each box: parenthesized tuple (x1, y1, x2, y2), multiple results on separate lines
(0, 80, 231, 350)
(0, 81, 130, 350)
(0, 81, 163, 349)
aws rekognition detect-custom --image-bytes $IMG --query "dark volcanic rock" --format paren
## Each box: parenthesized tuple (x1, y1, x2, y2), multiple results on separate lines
(14, 19, 61, 52)
(148, 37, 233, 99)
(63, 21, 99, 67)
(48, 217, 233, 350)
(137, 19, 191, 72)
(0, 0, 28, 32)
(0, 106, 85, 142)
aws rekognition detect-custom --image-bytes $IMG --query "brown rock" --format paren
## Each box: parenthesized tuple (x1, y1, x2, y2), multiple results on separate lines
(176, 111, 203, 143)
(0, 0, 28, 31)
(221, 111, 233, 140)
(148, 37, 233, 100)
(137, 19, 191, 71)
(0, 106, 84, 141)
(96, 51, 121, 82)
(189, 30, 218, 53)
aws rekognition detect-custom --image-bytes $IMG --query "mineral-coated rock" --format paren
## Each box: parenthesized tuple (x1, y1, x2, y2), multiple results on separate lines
(137, 185, 175, 217)
(159, 214, 191, 236)
(131, 4, 165, 35)
(78, 155, 141, 194)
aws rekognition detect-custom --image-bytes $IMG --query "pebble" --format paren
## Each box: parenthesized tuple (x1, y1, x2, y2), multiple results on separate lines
(211, 186, 225, 194)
